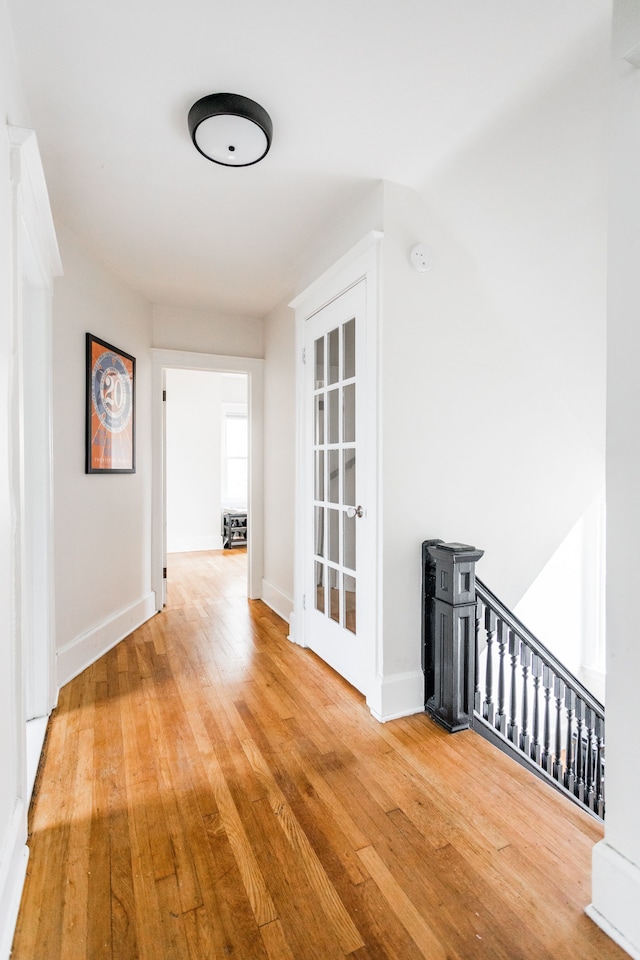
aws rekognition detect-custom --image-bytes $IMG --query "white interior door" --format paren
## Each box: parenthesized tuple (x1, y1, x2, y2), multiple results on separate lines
(304, 281, 372, 695)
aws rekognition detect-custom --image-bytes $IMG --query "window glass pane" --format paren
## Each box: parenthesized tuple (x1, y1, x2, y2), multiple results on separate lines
(328, 327, 340, 385)
(344, 574, 356, 634)
(328, 388, 339, 444)
(314, 336, 325, 389)
(226, 416, 247, 457)
(343, 383, 355, 443)
(315, 562, 325, 614)
(328, 449, 339, 504)
(344, 513, 356, 571)
(343, 448, 355, 506)
(315, 506, 325, 558)
(329, 567, 340, 624)
(315, 395, 324, 445)
(314, 450, 325, 502)
(328, 508, 339, 564)
(343, 318, 355, 380)
(226, 459, 247, 500)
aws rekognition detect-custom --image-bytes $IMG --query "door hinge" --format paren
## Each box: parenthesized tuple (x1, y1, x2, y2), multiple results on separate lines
(302, 594, 306, 610)
(162, 389, 167, 401)
(302, 347, 306, 365)
(163, 567, 167, 579)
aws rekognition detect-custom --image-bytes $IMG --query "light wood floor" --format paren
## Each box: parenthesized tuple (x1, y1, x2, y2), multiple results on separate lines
(12, 550, 625, 960)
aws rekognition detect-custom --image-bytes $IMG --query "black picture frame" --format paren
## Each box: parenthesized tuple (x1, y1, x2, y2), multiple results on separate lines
(85, 333, 136, 474)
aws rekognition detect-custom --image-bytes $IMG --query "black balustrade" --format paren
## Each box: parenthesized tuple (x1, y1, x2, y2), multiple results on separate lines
(423, 541, 484, 732)
(422, 540, 605, 820)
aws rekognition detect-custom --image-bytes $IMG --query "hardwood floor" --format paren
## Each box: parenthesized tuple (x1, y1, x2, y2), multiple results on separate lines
(12, 550, 625, 960)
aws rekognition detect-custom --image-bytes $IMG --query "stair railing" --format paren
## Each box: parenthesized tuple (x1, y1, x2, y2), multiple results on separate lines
(422, 540, 605, 820)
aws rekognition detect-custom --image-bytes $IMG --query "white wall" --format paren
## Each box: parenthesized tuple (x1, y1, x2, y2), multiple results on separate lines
(52, 225, 155, 688)
(283, 21, 609, 712)
(165, 369, 247, 553)
(0, 3, 50, 953)
(415, 23, 609, 606)
(373, 23, 608, 683)
(515, 490, 606, 701)
(589, 3, 640, 955)
(153, 303, 263, 359)
(293, 182, 384, 297)
(262, 298, 296, 620)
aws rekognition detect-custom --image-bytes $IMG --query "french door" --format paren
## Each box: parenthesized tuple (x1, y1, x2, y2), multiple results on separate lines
(304, 280, 372, 695)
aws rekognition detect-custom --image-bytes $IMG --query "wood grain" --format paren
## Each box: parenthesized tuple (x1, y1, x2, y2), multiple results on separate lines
(12, 548, 626, 960)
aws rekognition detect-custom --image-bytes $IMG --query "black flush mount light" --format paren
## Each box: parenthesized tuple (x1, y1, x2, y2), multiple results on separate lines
(188, 93, 273, 167)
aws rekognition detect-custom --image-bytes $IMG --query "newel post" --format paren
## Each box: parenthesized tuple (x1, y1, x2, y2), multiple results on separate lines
(423, 541, 484, 732)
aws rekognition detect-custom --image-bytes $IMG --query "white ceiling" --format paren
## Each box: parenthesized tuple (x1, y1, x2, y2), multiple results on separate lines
(8, 0, 608, 318)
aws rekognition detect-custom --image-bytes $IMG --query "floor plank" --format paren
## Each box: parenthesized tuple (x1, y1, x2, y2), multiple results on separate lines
(12, 548, 627, 960)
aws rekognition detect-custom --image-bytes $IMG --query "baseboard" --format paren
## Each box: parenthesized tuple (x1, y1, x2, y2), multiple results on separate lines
(0, 801, 28, 960)
(167, 534, 223, 553)
(261, 578, 293, 624)
(26, 716, 49, 805)
(56, 592, 157, 689)
(367, 670, 425, 723)
(287, 610, 301, 645)
(587, 841, 640, 959)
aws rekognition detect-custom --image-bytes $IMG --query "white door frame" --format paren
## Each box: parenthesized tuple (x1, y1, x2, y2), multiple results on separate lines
(151, 349, 264, 606)
(290, 232, 383, 711)
(8, 126, 62, 800)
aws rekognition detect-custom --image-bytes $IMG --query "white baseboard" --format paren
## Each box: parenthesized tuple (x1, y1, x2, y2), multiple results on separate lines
(167, 534, 223, 553)
(0, 801, 28, 960)
(26, 716, 48, 806)
(287, 610, 301, 645)
(261, 578, 293, 624)
(587, 841, 640, 959)
(56, 592, 157, 689)
(367, 670, 425, 722)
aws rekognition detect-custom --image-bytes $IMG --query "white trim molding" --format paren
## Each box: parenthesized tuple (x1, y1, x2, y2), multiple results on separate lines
(367, 670, 425, 723)
(0, 802, 29, 960)
(151, 349, 264, 606)
(261, 578, 293, 624)
(588, 841, 640, 960)
(8, 126, 62, 280)
(3, 125, 61, 960)
(56, 592, 157, 690)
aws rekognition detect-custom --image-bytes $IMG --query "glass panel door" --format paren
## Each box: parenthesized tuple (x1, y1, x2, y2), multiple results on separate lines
(312, 316, 357, 635)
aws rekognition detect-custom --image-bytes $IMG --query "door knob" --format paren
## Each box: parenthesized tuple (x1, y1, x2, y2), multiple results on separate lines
(346, 505, 364, 519)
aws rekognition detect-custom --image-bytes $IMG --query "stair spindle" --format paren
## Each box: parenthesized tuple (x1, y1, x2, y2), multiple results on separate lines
(575, 698, 585, 802)
(474, 598, 482, 715)
(553, 676, 565, 782)
(520, 643, 531, 755)
(542, 665, 553, 774)
(507, 630, 519, 745)
(530, 654, 542, 764)
(483, 607, 496, 724)
(595, 714, 605, 818)
(564, 689, 576, 794)
(585, 707, 595, 811)
(495, 619, 507, 735)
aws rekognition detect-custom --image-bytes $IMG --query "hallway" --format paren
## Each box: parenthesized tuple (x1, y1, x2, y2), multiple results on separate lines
(12, 551, 625, 959)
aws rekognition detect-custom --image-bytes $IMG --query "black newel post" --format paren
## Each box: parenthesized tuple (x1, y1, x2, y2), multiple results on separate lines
(423, 541, 484, 733)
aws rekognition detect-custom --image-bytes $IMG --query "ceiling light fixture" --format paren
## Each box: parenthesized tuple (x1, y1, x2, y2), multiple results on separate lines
(188, 93, 273, 167)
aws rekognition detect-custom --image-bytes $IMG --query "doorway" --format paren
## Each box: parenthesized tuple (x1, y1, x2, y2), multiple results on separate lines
(164, 368, 249, 600)
(151, 350, 264, 610)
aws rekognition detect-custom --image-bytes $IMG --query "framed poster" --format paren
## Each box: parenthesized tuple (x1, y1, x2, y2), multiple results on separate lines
(86, 333, 136, 473)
